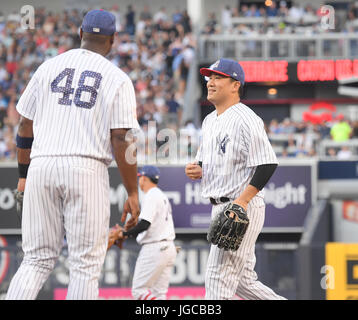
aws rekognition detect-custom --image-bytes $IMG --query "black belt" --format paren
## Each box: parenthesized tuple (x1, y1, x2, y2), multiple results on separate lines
(210, 197, 231, 205)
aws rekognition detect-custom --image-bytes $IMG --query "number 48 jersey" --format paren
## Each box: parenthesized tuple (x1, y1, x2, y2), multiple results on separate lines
(16, 48, 139, 166)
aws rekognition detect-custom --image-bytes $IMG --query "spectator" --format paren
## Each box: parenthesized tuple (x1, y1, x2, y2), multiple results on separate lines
(203, 12, 217, 34)
(327, 147, 337, 157)
(166, 92, 182, 125)
(153, 7, 168, 24)
(294, 143, 308, 157)
(125, 5, 136, 35)
(181, 10, 192, 34)
(280, 118, 296, 134)
(318, 120, 331, 139)
(172, 7, 183, 24)
(246, 4, 261, 17)
(140, 5, 152, 21)
(266, 1, 278, 17)
(337, 146, 353, 159)
(288, 2, 304, 24)
(110, 5, 122, 33)
(352, 120, 358, 138)
(269, 118, 280, 133)
(221, 5, 232, 33)
(330, 116, 352, 141)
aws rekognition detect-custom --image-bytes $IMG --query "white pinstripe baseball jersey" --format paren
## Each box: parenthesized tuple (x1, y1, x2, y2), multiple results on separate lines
(196, 102, 285, 300)
(132, 186, 176, 300)
(196, 102, 278, 202)
(16, 48, 139, 165)
(6, 48, 140, 300)
(136, 187, 175, 245)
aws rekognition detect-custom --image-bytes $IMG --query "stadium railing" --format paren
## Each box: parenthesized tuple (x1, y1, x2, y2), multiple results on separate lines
(198, 33, 358, 62)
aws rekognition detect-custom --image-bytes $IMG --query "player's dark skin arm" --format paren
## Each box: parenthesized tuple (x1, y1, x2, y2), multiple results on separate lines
(111, 128, 140, 229)
(17, 116, 33, 192)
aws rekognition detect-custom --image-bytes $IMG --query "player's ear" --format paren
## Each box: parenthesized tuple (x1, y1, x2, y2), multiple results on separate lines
(235, 81, 241, 94)
(79, 28, 83, 40)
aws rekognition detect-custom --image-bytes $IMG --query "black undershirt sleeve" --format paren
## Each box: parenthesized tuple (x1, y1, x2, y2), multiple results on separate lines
(123, 219, 151, 238)
(249, 163, 278, 191)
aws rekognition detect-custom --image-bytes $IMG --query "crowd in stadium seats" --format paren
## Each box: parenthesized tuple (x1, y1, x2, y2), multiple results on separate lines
(203, 1, 358, 35)
(266, 117, 358, 159)
(1, 4, 358, 162)
(0, 5, 196, 161)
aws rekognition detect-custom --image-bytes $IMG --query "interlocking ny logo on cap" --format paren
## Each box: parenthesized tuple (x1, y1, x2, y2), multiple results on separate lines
(93, 27, 100, 32)
(211, 60, 220, 69)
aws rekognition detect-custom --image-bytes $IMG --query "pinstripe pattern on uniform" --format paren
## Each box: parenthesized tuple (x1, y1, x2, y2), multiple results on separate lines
(6, 157, 110, 299)
(15, 49, 139, 166)
(198, 103, 278, 201)
(131, 241, 177, 300)
(197, 101, 285, 300)
(205, 201, 285, 300)
(7, 48, 139, 300)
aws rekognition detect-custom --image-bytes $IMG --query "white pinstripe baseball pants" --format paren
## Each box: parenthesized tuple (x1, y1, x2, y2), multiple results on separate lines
(131, 240, 177, 300)
(205, 199, 286, 300)
(6, 157, 110, 300)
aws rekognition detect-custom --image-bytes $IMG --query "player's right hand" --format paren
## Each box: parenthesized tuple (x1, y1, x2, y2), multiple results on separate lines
(185, 162, 202, 180)
(107, 224, 126, 250)
(121, 193, 140, 229)
(17, 178, 26, 192)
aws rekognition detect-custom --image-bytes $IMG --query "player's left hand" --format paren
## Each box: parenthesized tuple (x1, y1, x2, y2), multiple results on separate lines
(233, 199, 248, 212)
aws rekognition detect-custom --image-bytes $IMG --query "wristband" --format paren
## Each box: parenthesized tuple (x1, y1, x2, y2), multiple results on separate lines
(18, 163, 30, 178)
(16, 134, 34, 149)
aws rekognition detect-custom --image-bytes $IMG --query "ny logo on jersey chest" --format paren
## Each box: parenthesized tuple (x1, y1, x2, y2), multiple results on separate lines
(216, 133, 230, 155)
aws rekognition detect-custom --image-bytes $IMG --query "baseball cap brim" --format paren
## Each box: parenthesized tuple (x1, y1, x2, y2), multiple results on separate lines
(200, 68, 231, 78)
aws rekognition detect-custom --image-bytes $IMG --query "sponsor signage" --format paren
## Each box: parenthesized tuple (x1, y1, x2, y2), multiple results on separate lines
(237, 59, 358, 83)
(0, 162, 315, 232)
(326, 243, 358, 300)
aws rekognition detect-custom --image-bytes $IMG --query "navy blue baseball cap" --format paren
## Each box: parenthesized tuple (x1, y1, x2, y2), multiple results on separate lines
(200, 58, 245, 85)
(81, 9, 116, 35)
(138, 165, 160, 182)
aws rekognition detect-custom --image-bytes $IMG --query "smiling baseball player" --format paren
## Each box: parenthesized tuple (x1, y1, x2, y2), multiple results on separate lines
(185, 58, 286, 300)
(6, 10, 140, 300)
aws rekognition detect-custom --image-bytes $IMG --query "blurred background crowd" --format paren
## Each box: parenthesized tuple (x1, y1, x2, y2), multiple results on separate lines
(1, 2, 358, 162)
(203, 0, 358, 35)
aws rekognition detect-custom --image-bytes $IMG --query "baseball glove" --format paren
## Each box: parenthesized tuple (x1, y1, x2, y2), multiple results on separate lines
(107, 224, 125, 250)
(13, 189, 24, 220)
(207, 202, 249, 251)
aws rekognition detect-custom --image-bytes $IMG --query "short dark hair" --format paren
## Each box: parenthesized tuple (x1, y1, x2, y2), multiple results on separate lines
(149, 177, 159, 184)
(82, 31, 113, 43)
(239, 84, 244, 98)
(230, 78, 244, 98)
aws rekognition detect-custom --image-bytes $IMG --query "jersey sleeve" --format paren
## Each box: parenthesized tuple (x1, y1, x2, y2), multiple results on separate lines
(194, 138, 202, 163)
(241, 117, 278, 167)
(111, 77, 140, 130)
(138, 192, 157, 224)
(16, 70, 40, 120)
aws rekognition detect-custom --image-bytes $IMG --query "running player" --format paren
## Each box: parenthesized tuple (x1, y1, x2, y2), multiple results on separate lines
(6, 9, 140, 300)
(109, 165, 177, 300)
(185, 58, 286, 300)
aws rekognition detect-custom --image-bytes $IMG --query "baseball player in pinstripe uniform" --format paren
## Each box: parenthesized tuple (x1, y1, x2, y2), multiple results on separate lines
(185, 58, 286, 300)
(108, 165, 177, 300)
(6, 10, 140, 300)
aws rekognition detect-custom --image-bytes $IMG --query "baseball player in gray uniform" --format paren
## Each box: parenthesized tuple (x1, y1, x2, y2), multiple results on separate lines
(6, 10, 140, 300)
(185, 58, 286, 300)
(108, 165, 177, 300)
